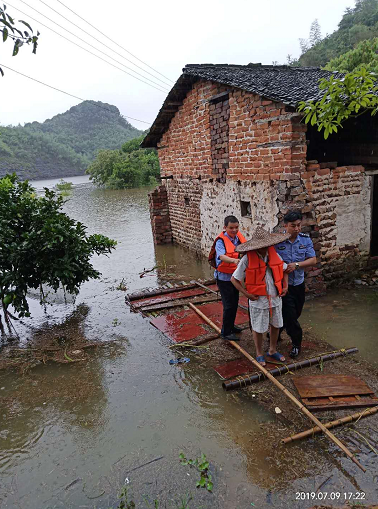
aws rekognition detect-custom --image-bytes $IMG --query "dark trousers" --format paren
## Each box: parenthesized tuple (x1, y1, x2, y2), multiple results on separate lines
(281, 282, 305, 348)
(217, 279, 239, 336)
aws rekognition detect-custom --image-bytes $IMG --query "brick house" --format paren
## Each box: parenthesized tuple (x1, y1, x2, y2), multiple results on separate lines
(142, 64, 378, 294)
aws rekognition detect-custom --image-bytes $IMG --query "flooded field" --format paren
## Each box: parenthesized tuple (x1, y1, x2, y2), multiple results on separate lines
(0, 177, 377, 508)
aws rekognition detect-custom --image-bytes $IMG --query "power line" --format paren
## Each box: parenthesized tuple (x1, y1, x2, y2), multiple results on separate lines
(17, 0, 170, 90)
(7, 2, 169, 94)
(0, 64, 152, 125)
(37, 0, 172, 88)
(55, 0, 174, 84)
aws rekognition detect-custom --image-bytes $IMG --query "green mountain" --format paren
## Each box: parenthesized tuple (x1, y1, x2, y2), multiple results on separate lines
(0, 100, 143, 180)
(298, 0, 378, 68)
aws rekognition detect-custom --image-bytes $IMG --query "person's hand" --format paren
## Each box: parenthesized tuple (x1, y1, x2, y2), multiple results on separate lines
(285, 262, 297, 273)
(281, 287, 288, 297)
(245, 292, 259, 301)
(233, 258, 240, 265)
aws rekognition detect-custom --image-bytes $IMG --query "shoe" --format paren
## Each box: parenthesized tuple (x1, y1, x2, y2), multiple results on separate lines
(221, 333, 241, 342)
(232, 325, 243, 333)
(266, 351, 285, 362)
(289, 346, 301, 359)
(256, 355, 266, 366)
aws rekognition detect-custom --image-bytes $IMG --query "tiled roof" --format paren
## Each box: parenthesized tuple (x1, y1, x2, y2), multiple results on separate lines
(141, 63, 344, 148)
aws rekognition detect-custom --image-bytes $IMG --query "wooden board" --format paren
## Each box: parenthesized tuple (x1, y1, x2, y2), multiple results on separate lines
(294, 375, 378, 411)
(294, 375, 373, 398)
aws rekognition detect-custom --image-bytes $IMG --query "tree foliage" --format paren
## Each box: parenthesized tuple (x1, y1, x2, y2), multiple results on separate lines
(0, 101, 143, 180)
(86, 135, 160, 189)
(298, 0, 378, 67)
(324, 36, 378, 73)
(0, 4, 40, 76)
(298, 67, 378, 138)
(24, 101, 143, 162)
(0, 174, 116, 331)
(0, 126, 88, 175)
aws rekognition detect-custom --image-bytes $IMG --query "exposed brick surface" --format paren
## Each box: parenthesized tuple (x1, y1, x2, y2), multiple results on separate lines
(151, 79, 372, 294)
(148, 185, 172, 244)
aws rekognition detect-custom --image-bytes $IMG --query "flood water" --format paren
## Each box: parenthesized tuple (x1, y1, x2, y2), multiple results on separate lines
(1, 176, 378, 508)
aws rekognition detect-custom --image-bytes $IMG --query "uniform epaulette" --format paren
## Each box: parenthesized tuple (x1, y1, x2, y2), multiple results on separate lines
(299, 233, 309, 237)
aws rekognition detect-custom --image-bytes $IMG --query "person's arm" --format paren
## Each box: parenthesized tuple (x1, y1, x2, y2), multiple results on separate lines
(215, 239, 239, 266)
(286, 257, 316, 273)
(281, 272, 289, 296)
(220, 254, 239, 265)
(231, 276, 259, 301)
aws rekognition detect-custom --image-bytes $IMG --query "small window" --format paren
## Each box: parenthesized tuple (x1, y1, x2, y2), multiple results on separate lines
(184, 196, 190, 206)
(240, 200, 251, 217)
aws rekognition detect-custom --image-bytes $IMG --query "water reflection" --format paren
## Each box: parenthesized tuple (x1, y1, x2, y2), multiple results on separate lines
(303, 287, 378, 365)
(1, 178, 378, 508)
(0, 304, 116, 473)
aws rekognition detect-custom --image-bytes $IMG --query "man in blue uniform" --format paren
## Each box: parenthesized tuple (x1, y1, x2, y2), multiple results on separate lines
(274, 210, 316, 358)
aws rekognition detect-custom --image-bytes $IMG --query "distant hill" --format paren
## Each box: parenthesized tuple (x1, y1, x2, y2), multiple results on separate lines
(298, 0, 378, 68)
(0, 101, 143, 180)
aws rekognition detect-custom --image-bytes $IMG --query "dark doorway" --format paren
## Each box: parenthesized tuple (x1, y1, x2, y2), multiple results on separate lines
(371, 175, 378, 256)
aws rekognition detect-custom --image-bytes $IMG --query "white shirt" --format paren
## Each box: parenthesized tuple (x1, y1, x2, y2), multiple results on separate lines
(232, 252, 286, 309)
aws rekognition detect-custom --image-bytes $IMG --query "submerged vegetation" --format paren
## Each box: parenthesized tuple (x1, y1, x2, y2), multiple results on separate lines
(86, 135, 160, 189)
(109, 453, 212, 508)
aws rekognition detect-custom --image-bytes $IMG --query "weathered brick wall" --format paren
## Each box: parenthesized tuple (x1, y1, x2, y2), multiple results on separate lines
(301, 164, 371, 286)
(165, 178, 203, 253)
(228, 91, 307, 180)
(148, 185, 172, 244)
(156, 80, 306, 249)
(210, 97, 229, 182)
(152, 79, 372, 292)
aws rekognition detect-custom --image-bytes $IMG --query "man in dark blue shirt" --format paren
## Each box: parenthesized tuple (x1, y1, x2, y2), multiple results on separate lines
(274, 210, 316, 358)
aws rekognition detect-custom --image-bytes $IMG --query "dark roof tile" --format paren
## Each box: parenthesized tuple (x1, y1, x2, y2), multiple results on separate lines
(141, 63, 344, 148)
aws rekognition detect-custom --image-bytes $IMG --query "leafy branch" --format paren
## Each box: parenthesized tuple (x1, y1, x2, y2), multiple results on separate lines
(298, 67, 378, 138)
(0, 174, 116, 333)
(0, 3, 40, 76)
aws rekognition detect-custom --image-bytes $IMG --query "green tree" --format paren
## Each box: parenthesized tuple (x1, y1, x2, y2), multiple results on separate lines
(0, 4, 40, 76)
(324, 37, 378, 73)
(0, 174, 116, 333)
(309, 19, 322, 47)
(298, 67, 378, 138)
(298, 0, 378, 67)
(86, 135, 160, 189)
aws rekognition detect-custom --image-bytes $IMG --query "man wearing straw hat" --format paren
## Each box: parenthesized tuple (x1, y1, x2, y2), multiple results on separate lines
(231, 226, 290, 366)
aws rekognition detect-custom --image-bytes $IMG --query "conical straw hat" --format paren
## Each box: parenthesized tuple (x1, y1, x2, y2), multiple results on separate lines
(235, 226, 290, 253)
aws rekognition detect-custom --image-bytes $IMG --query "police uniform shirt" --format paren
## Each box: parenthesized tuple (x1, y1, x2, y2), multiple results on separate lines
(274, 233, 316, 286)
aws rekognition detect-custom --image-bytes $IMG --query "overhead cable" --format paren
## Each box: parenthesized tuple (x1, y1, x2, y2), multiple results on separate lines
(55, 0, 174, 84)
(7, 2, 168, 94)
(13, 0, 170, 92)
(0, 64, 152, 125)
(37, 0, 172, 88)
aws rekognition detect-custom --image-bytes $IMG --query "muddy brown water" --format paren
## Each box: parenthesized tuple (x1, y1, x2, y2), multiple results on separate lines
(0, 176, 377, 508)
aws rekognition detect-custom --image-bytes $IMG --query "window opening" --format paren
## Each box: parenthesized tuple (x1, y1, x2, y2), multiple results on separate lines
(240, 200, 251, 217)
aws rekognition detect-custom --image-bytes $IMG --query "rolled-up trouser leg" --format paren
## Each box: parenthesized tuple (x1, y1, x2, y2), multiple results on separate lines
(217, 279, 239, 336)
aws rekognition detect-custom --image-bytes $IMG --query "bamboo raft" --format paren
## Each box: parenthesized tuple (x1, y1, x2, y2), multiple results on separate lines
(126, 279, 377, 472)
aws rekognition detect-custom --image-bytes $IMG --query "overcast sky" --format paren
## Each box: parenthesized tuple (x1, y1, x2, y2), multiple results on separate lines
(0, 0, 354, 129)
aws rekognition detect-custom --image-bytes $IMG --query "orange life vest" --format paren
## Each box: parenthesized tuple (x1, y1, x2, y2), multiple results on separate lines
(215, 231, 246, 274)
(245, 246, 284, 296)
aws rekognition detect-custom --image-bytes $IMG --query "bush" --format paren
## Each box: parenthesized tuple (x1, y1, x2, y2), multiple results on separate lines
(0, 174, 116, 331)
